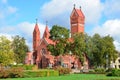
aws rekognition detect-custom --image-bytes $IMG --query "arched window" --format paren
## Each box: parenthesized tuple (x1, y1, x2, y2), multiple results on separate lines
(41, 48, 46, 55)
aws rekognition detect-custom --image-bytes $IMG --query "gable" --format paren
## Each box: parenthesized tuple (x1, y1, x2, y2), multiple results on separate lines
(70, 8, 85, 18)
(39, 38, 48, 47)
(70, 9, 79, 18)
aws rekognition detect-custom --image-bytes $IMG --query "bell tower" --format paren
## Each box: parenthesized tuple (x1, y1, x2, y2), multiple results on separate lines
(33, 19, 40, 51)
(70, 5, 85, 36)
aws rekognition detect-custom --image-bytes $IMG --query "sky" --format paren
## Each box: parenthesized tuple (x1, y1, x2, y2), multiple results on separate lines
(0, 0, 120, 51)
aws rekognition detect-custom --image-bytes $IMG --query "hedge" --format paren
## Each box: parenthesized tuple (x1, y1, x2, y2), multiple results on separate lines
(106, 69, 120, 77)
(24, 70, 59, 77)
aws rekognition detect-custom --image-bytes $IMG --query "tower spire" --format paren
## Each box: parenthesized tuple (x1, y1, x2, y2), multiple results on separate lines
(46, 20, 48, 26)
(36, 18, 38, 24)
(74, 4, 76, 9)
(80, 6, 81, 10)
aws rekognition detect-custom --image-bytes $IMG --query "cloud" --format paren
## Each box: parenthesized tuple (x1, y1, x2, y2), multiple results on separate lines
(0, 1, 17, 19)
(0, 33, 12, 41)
(114, 41, 120, 52)
(0, 21, 47, 51)
(92, 19, 120, 51)
(40, 0, 102, 27)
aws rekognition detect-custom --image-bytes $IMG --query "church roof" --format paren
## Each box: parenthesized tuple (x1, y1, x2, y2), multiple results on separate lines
(33, 23, 40, 33)
(44, 38, 55, 45)
(75, 9, 85, 18)
(70, 7, 85, 18)
(43, 26, 50, 38)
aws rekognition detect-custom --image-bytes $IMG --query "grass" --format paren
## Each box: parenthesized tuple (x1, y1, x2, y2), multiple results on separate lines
(1, 74, 120, 80)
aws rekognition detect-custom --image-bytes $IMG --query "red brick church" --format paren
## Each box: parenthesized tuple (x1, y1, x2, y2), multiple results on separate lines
(26, 6, 89, 69)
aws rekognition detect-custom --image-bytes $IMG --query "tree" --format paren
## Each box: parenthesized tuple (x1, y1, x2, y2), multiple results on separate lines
(48, 25, 70, 56)
(49, 25, 69, 40)
(102, 35, 117, 67)
(0, 36, 14, 66)
(91, 34, 104, 67)
(12, 35, 29, 64)
(90, 34, 117, 68)
(84, 33, 94, 67)
(71, 33, 86, 65)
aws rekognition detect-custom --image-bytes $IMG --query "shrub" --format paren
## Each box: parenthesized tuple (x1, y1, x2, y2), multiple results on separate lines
(9, 67, 24, 78)
(54, 67, 71, 75)
(94, 68, 105, 73)
(106, 69, 120, 77)
(0, 67, 24, 78)
(24, 70, 59, 77)
(12, 65, 35, 70)
(0, 69, 10, 78)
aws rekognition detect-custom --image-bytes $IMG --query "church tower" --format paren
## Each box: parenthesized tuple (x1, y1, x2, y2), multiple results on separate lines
(33, 19, 40, 51)
(43, 21, 50, 39)
(70, 5, 85, 36)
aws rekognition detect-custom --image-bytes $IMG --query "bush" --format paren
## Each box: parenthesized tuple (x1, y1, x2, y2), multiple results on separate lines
(0, 67, 24, 78)
(12, 65, 35, 70)
(94, 68, 105, 73)
(9, 67, 24, 78)
(106, 69, 120, 77)
(24, 69, 59, 77)
(54, 67, 71, 75)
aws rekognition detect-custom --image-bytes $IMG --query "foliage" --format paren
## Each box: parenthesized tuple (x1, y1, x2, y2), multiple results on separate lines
(12, 35, 29, 64)
(54, 66, 71, 75)
(0, 67, 24, 78)
(71, 33, 86, 65)
(0, 36, 14, 66)
(12, 65, 35, 70)
(49, 25, 69, 40)
(88, 34, 117, 68)
(24, 70, 59, 77)
(47, 25, 70, 56)
(106, 69, 120, 76)
(94, 68, 105, 73)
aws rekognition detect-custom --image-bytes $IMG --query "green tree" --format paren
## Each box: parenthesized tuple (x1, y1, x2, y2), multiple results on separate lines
(12, 35, 29, 64)
(0, 36, 14, 66)
(84, 33, 94, 67)
(71, 33, 86, 65)
(91, 34, 117, 68)
(49, 25, 69, 40)
(48, 25, 69, 56)
(91, 34, 104, 67)
(102, 35, 117, 67)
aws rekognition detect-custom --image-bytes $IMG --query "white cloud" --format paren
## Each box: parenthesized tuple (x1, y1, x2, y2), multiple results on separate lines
(114, 41, 120, 51)
(0, 21, 47, 51)
(0, 33, 13, 41)
(0, 1, 17, 19)
(40, 0, 102, 25)
(92, 19, 120, 51)
(17, 22, 46, 38)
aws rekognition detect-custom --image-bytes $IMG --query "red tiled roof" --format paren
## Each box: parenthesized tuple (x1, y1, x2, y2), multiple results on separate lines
(44, 38, 55, 45)
(43, 26, 50, 38)
(75, 9, 85, 18)
(33, 23, 40, 32)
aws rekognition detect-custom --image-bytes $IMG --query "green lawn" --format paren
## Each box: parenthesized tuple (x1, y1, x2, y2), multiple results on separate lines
(2, 74, 120, 80)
